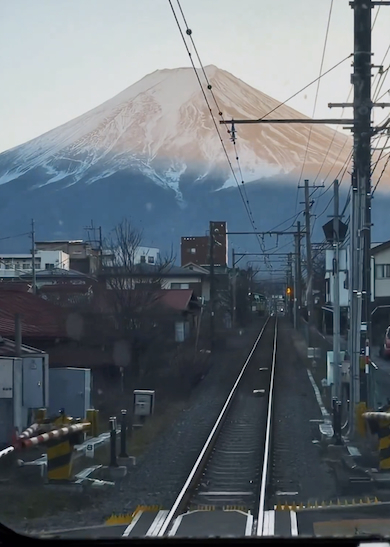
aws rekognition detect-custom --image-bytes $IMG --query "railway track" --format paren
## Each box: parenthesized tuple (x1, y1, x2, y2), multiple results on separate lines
(157, 315, 278, 537)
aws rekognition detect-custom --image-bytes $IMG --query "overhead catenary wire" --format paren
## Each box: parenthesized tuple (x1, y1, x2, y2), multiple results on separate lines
(170, 0, 352, 273)
(167, 3, 259, 239)
(171, 0, 274, 270)
(296, 0, 334, 200)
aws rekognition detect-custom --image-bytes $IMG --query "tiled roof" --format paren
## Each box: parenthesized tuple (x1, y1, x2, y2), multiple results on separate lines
(0, 289, 67, 338)
(153, 289, 200, 311)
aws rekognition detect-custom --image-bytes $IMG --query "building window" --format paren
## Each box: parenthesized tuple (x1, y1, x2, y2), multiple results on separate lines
(148, 256, 155, 264)
(140, 256, 146, 263)
(22, 264, 30, 270)
(45, 263, 55, 270)
(189, 248, 196, 254)
(171, 283, 189, 289)
(376, 264, 390, 279)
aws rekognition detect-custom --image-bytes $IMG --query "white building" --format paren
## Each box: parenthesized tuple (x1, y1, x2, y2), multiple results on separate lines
(0, 250, 70, 279)
(134, 246, 160, 265)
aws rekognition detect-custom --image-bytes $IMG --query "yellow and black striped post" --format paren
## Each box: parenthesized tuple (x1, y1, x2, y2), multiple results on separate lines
(46, 412, 86, 482)
(364, 411, 390, 471)
(47, 437, 74, 481)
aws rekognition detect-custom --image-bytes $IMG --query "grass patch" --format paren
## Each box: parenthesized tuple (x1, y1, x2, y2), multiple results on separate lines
(91, 398, 188, 466)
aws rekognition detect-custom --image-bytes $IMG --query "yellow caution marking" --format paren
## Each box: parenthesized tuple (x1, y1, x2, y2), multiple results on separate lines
(105, 514, 134, 525)
(105, 504, 160, 525)
(274, 497, 380, 511)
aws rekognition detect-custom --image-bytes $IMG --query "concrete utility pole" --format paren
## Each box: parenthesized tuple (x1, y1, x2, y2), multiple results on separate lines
(296, 221, 302, 324)
(31, 219, 36, 295)
(293, 238, 299, 329)
(354, 0, 372, 408)
(209, 221, 216, 351)
(303, 179, 314, 345)
(287, 252, 293, 323)
(333, 179, 341, 401)
(232, 248, 237, 329)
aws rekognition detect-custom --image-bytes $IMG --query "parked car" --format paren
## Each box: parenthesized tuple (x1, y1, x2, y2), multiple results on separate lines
(379, 326, 390, 359)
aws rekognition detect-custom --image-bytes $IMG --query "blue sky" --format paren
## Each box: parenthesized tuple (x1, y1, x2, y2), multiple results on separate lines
(0, 0, 389, 153)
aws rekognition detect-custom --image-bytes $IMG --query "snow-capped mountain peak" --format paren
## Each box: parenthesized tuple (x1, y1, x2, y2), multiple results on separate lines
(0, 65, 359, 199)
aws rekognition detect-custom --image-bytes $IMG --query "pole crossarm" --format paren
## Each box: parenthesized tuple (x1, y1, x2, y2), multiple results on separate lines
(220, 118, 354, 125)
(226, 231, 301, 235)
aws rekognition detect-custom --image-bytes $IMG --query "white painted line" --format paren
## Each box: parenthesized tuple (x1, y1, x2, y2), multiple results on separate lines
(122, 510, 143, 537)
(245, 513, 254, 536)
(168, 515, 183, 537)
(146, 510, 169, 536)
(307, 369, 331, 422)
(290, 511, 298, 536)
(263, 511, 275, 536)
(257, 319, 278, 536)
(198, 491, 252, 496)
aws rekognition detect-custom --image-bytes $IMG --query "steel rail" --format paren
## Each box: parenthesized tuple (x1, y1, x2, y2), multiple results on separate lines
(256, 316, 278, 536)
(157, 316, 273, 537)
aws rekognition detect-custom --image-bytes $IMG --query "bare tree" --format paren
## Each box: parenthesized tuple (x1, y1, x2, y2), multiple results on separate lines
(99, 218, 175, 379)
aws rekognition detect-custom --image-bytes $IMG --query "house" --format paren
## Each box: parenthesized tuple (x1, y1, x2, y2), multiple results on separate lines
(0, 250, 70, 281)
(98, 262, 211, 301)
(371, 240, 390, 343)
(20, 267, 93, 290)
(0, 287, 68, 342)
(35, 240, 99, 274)
(134, 246, 160, 265)
(322, 241, 390, 342)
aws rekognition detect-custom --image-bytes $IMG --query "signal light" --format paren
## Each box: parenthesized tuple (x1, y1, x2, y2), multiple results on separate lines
(286, 287, 292, 295)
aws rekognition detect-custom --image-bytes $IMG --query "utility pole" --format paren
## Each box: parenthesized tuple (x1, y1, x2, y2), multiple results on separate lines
(304, 179, 314, 345)
(354, 0, 372, 409)
(232, 248, 237, 329)
(297, 221, 302, 323)
(209, 221, 216, 352)
(333, 179, 341, 401)
(287, 252, 293, 323)
(98, 226, 103, 270)
(31, 219, 36, 295)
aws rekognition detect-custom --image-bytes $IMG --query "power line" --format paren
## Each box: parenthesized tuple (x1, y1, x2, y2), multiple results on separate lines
(372, 151, 390, 196)
(171, 0, 273, 270)
(296, 0, 334, 194)
(168, 2, 256, 232)
(0, 232, 30, 242)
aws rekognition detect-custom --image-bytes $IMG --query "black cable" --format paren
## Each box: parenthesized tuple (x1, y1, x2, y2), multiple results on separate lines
(168, 1, 259, 241)
(372, 152, 390, 196)
(0, 232, 30, 242)
(296, 0, 334, 191)
(173, 0, 274, 270)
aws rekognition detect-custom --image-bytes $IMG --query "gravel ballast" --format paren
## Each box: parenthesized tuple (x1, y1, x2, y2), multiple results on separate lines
(269, 318, 337, 507)
(11, 320, 266, 536)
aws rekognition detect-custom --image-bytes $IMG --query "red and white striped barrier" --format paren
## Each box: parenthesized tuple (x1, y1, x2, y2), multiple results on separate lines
(19, 423, 40, 440)
(0, 445, 15, 459)
(21, 422, 90, 448)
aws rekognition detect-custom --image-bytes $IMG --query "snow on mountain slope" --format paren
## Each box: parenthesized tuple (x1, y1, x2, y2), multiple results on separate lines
(0, 65, 386, 198)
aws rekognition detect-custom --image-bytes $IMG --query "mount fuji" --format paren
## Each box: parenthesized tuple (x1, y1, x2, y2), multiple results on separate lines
(0, 65, 388, 254)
